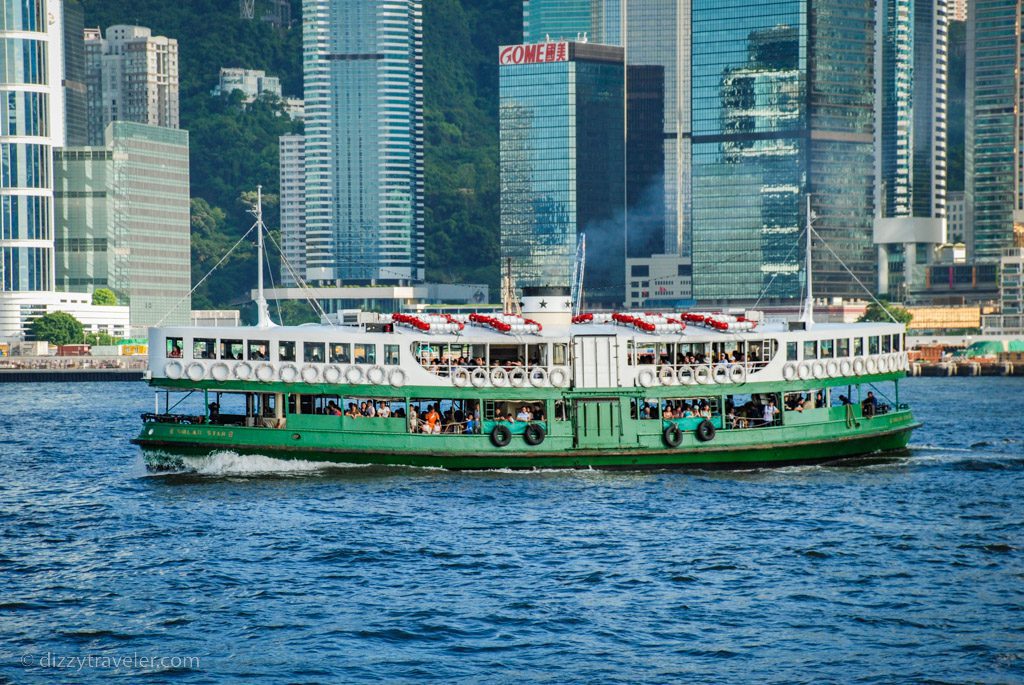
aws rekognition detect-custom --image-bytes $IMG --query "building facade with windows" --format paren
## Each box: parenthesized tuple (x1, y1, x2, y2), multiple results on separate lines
(301, 0, 424, 284)
(214, 67, 282, 102)
(279, 133, 306, 287)
(499, 41, 626, 307)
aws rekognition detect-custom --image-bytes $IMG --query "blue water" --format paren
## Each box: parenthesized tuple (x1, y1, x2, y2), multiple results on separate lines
(1, 378, 1022, 683)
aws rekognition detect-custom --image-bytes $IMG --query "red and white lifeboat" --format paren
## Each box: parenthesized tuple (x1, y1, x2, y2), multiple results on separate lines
(459, 313, 543, 335)
(391, 312, 465, 334)
(682, 312, 756, 332)
(611, 312, 686, 334)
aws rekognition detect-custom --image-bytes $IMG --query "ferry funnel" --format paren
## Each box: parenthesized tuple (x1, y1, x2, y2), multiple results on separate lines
(521, 286, 572, 329)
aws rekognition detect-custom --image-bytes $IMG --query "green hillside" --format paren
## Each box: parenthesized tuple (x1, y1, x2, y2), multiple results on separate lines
(80, 0, 519, 312)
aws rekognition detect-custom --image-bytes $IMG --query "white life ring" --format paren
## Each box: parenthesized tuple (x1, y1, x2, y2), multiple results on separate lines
(658, 365, 676, 386)
(234, 361, 252, 381)
(729, 364, 747, 385)
(529, 367, 549, 388)
(451, 366, 471, 388)
(279, 364, 299, 383)
(344, 365, 364, 385)
(548, 366, 570, 388)
(812, 360, 827, 379)
(508, 367, 528, 388)
(255, 363, 275, 382)
(840, 359, 853, 377)
(852, 357, 866, 376)
(323, 365, 342, 384)
(694, 365, 714, 385)
(366, 366, 387, 385)
(470, 367, 489, 388)
(490, 367, 509, 388)
(825, 360, 840, 378)
(881, 355, 892, 373)
(210, 362, 230, 382)
(782, 362, 798, 381)
(186, 362, 206, 382)
(637, 368, 656, 388)
(677, 366, 695, 385)
(301, 365, 320, 384)
(865, 357, 878, 374)
(164, 360, 184, 379)
(797, 361, 813, 381)
(713, 365, 730, 384)
(388, 367, 407, 388)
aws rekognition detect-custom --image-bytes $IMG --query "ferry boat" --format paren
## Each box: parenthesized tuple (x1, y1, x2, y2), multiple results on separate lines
(134, 288, 919, 470)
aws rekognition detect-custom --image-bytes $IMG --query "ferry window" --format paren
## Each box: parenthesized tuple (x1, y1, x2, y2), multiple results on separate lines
(304, 342, 325, 363)
(278, 340, 296, 362)
(882, 335, 892, 353)
(405, 399, 477, 434)
(552, 343, 568, 366)
(341, 397, 405, 419)
(895, 335, 903, 352)
(527, 343, 548, 367)
(837, 338, 850, 357)
(490, 344, 524, 367)
(627, 340, 636, 365)
(483, 399, 546, 423)
(554, 400, 569, 421)
(166, 337, 183, 358)
(854, 338, 864, 356)
(786, 342, 798, 361)
(354, 343, 376, 364)
(869, 336, 880, 355)
(193, 338, 215, 359)
(247, 340, 269, 360)
(330, 342, 350, 364)
(384, 344, 401, 365)
(220, 339, 243, 360)
(803, 340, 817, 360)
(632, 398, 659, 420)
(820, 339, 834, 358)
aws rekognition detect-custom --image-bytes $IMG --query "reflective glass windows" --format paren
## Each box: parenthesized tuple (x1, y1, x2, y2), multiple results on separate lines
(0, 38, 48, 84)
(0, 0, 46, 32)
(0, 91, 48, 137)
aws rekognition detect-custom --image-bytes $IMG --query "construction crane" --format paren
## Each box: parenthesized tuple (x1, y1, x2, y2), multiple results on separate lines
(571, 233, 586, 316)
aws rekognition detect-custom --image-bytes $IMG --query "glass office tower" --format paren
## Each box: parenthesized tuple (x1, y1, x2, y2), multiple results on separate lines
(523, 0, 621, 44)
(500, 42, 626, 307)
(302, 0, 424, 284)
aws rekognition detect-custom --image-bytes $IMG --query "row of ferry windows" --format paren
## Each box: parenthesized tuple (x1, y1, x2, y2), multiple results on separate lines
(166, 337, 401, 365)
(785, 334, 904, 361)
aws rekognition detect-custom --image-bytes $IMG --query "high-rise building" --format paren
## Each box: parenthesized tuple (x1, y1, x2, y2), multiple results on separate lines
(523, 0, 621, 44)
(966, 0, 1024, 263)
(302, 0, 424, 284)
(84, 25, 179, 146)
(53, 122, 191, 331)
(500, 41, 626, 306)
(214, 68, 282, 102)
(279, 134, 306, 287)
(62, 0, 88, 146)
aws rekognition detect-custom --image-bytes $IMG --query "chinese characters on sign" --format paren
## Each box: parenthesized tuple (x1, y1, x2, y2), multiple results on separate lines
(499, 42, 569, 66)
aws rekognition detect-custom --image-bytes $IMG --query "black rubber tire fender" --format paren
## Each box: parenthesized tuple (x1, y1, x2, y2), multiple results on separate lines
(663, 424, 683, 448)
(490, 424, 512, 447)
(695, 419, 716, 442)
(523, 423, 546, 446)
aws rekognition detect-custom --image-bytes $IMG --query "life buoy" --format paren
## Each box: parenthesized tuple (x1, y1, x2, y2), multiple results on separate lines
(279, 364, 299, 383)
(186, 362, 205, 382)
(549, 366, 571, 388)
(301, 365, 320, 384)
(470, 367, 489, 388)
(529, 367, 549, 388)
(210, 362, 230, 382)
(852, 357, 866, 376)
(164, 360, 184, 379)
(658, 365, 676, 386)
(695, 365, 714, 385)
(490, 424, 512, 447)
(234, 361, 252, 381)
(826, 360, 840, 378)
(637, 368, 656, 387)
(509, 367, 528, 388)
(323, 365, 342, 384)
(695, 419, 716, 442)
(255, 363, 274, 382)
(840, 359, 853, 377)
(451, 367, 471, 388)
(677, 366, 695, 385)
(727, 364, 745, 385)
(523, 423, 546, 446)
(782, 362, 798, 381)
(865, 357, 878, 374)
(388, 367, 407, 388)
(812, 360, 827, 379)
(490, 367, 509, 387)
(797, 361, 813, 381)
(713, 365, 730, 384)
(366, 366, 387, 385)
(663, 424, 683, 448)
(344, 365, 364, 384)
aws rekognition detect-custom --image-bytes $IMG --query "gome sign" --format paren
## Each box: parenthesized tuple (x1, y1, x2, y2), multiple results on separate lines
(499, 42, 569, 66)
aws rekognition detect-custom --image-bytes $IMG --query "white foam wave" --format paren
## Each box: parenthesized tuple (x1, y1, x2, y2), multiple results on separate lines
(180, 451, 364, 476)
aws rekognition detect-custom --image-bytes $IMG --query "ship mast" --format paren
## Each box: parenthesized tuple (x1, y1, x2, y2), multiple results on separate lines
(800, 194, 814, 329)
(253, 185, 274, 328)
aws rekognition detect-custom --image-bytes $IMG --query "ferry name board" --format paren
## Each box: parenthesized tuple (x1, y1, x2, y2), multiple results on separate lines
(499, 42, 569, 66)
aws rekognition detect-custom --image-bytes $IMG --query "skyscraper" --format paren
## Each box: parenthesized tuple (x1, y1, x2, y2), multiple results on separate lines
(62, 0, 88, 146)
(84, 25, 179, 146)
(279, 134, 306, 287)
(523, 0, 621, 43)
(500, 41, 626, 306)
(966, 0, 1024, 262)
(302, 0, 424, 284)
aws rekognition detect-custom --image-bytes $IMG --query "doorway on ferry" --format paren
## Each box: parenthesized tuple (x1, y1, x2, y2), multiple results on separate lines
(573, 398, 622, 448)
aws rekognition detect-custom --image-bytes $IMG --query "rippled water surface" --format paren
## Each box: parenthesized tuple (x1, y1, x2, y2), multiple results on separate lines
(1, 378, 1023, 683)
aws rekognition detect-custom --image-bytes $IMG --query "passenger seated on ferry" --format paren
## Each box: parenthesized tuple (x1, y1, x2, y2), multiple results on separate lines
(763, 399, 779, 426)
(407, 406, 418, 431)
(168, 343, 182, 358)
(378, 402, 391, 418)
(516, 406, 531, 422)
(424, 404, 440, 434)
(327, 401, 343, 416)
(345, 403, 360, 418)
(207, 402, 220, 423)
(364, 401, 376, 418)
(862, 391, 877, 417)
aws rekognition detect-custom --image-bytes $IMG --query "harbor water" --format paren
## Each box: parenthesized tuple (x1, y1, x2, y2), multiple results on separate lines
(1, 378, 1022, 683)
